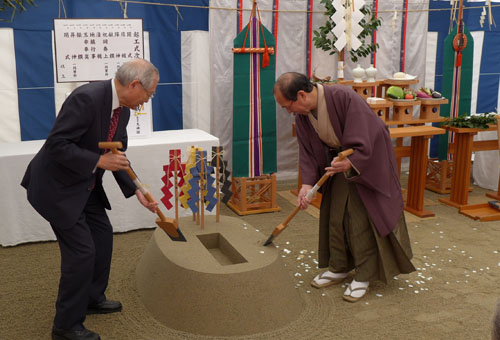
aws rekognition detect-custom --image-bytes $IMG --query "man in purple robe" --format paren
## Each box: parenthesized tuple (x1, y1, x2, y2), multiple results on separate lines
(273, 72, 415, 302)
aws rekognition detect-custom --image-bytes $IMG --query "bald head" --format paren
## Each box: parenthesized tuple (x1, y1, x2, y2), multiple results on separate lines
(273, 72, 314, 101)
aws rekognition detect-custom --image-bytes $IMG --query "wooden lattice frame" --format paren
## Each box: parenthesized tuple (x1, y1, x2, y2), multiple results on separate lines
(426, 159, 454, 194)
(227, 174, 280, 215)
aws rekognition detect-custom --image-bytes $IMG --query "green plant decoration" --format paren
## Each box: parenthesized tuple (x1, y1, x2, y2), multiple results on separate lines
(0, 0, 36, 22)
(313, 0, 381, 63)
(440, 113, 497, 129)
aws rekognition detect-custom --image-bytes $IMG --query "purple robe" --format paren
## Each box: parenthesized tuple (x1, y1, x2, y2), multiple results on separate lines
(295, 85, 403, 237)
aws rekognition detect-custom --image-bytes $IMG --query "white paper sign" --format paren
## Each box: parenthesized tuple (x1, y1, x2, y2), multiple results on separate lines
(127, 102, 152, 139)
(54, 18, 144, 83)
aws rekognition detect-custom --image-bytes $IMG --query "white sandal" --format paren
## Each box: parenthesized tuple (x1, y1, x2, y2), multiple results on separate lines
(311, 271, 347, 289)
(343, 281, 369, 302)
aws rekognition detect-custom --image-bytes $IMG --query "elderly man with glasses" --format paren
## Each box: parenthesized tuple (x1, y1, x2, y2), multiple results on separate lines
(273, 72, 415, 303)
(22, 58, 160, 340)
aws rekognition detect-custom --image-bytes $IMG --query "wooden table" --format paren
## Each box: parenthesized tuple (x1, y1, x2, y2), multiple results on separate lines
(439, 125, 499, 209)
(390, 126, 445, 217)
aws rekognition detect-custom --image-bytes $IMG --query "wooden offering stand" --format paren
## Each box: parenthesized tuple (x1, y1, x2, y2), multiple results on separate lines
(351, 81, 379, 101)
(369, 100, 393, 122)
(390, 99, 421, 122)
(227, 174, 280, 215)
(485, 116, 500, 201)
(438, 125, 500, 221)
(390, 126, 445, 217)
(377, 78, 419, 98)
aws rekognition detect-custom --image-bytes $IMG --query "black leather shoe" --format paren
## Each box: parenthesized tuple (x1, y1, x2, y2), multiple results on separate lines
(52, 326, 100, 340)
(87, 299, 122, 314)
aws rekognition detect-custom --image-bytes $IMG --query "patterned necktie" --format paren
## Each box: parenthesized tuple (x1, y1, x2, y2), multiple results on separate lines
(107, 107, 122, 142)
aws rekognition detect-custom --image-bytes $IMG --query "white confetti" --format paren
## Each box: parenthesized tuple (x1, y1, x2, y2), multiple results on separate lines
(259, 251, 265, 254)
(376, 294, 383, 297)
(414, 290, 419, 294)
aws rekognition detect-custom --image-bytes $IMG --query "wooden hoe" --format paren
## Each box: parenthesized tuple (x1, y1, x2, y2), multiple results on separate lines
(99, 141, 186, 242)
(263, 148, 354, 246)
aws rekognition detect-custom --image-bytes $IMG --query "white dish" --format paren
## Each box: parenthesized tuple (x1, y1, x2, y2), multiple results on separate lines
(390, 74, 417, 80)
(419, 97, 446, 100)
(389, 98, 417, 102)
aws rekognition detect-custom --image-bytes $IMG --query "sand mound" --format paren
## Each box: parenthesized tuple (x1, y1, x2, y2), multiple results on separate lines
(136, 215, 304, 336)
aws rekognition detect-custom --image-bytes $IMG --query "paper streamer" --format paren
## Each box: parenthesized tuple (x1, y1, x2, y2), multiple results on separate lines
(211, 146, 233, 204)
(331, 0, 365, 52)
(180, 146, 199, 209)
(160, 149, 186, 210)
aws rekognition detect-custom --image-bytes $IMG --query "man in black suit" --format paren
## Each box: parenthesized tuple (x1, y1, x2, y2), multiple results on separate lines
(21, 58, 160, 340)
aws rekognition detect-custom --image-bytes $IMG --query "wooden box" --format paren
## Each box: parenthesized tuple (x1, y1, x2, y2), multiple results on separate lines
(368, 101, 393, 122)
(227, 174, 281, 215)
(352, 81, 377, 101)
(390, 100, 421, 122)
(419, 98, 448, 119)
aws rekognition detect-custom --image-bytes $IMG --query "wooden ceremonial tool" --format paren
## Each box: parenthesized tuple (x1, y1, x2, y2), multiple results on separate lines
(200, 151, 205, 229)
(216, 146, 220, 222)
(173, 149, 179, 225)
(263, 148, 354, 246)
(98, 142, 186, 242)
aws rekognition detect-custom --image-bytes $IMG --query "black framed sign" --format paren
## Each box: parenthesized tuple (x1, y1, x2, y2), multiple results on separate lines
(54, 18, 144, 83)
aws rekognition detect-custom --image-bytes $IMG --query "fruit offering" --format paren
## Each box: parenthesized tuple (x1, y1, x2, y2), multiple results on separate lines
(403, 90, 416, 100)
(387, 86, 404, 99)
(417, 87, 443, 99)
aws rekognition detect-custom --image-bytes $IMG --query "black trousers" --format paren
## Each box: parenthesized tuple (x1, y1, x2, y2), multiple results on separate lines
(50, 190, 113, 331)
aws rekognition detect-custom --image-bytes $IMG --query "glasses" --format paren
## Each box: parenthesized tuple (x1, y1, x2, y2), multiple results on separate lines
(138, 81, 155, 100)
(282, 99, 297, 112)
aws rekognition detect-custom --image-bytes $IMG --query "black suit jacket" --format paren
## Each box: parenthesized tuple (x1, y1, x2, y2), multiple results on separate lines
(21, 80, 136, 228)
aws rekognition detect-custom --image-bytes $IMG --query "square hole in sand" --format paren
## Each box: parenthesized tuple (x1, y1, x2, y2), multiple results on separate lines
(197, 233, 248, 266)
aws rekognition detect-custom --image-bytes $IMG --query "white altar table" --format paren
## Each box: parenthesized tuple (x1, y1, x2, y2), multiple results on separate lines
(0, 129, 219, 246)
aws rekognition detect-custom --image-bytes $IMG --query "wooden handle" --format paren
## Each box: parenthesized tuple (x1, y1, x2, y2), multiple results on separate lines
(98, 141, 167, 222)
(305, 148, 354, 199)
(278, 205, 301, 230)
(268, 148, 354, 243)
(98, 141, 123, 150)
